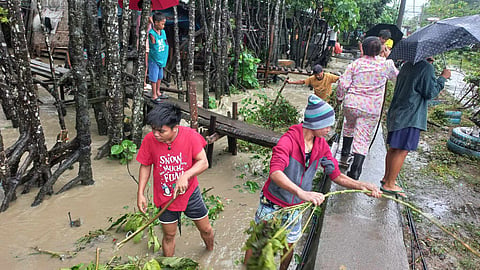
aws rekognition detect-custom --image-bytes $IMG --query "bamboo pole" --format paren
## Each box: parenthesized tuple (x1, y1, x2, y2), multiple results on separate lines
(278, 190, 480, 259)
(95, 247, 100, 270)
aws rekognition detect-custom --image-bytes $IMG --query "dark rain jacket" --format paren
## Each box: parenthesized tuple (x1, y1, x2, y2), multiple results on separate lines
(387, 60, 446, 132)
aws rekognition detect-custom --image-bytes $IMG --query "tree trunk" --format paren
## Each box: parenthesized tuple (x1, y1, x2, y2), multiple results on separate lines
(2, 0, 51, 211)
(302, 10, 317, 68)
(271, 0, 281, 64)
(220, 0, 229, 94)
(120, 0, 132, 76)
(173, 6, 184, 101)
(131, 0, 151, 147)
(396, 0, 407, 29)
(85, 0, 108, 136)
(96, 0, 125, 159)
(200, 0, 217, 108)
(0, 28, 19, 128)
(187, 0, 196, 86)
(214, 0, 222, 99)
(35, 0, 67, 130)
(33, 0, 95, 206)
(232, 0, 242, 88)
(0, 129, 9, 207)
(60, 0, 94, 191)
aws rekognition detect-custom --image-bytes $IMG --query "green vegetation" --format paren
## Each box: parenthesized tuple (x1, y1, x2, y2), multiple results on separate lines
(208, 96, 217, 109)
(234, 180, 261, 193)
(110, 140, 137, 165)
(107, 203, 161, 252)
(181, 189, 225, 226)
(239, 92, 299, 132)
(424, 222, 480, 268)
(202, 189, 225, 222)
(61, 256, 199, 270)
(0, 7, 9, 24)
(233, 49, 261, 89)
(236, 91, 299, 182)
(229, 85, 242, 95)
(422, 0, 479, 22)
(355, 0, 397, 30)
(243, 216, 289, 270)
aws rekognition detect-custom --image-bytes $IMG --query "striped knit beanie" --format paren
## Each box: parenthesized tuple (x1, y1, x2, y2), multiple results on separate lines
(303, 94, 335, 130)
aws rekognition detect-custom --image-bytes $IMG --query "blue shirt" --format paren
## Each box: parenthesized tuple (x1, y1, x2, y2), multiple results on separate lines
(148, 28, 169, 67)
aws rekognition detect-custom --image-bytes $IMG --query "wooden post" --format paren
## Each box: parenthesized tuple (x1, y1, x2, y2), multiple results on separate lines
(228, 102, 238, 155)
(264, 23, 275, 86)
(206, 116, 216, 168)
(188, 81, 198, 131)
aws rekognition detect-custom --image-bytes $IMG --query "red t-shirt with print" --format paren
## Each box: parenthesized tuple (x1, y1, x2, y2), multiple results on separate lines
(136, 126, 206, 211)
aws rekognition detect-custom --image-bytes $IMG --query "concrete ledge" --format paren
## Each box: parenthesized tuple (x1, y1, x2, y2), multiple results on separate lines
(315, 126, 409, 269)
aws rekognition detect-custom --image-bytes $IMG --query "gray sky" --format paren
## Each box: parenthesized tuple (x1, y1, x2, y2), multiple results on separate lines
(404, 0, 428, 19)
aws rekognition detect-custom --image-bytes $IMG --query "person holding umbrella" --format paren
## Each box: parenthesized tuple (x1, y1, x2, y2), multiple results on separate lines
(383, 14, 480, 197)
(359, 29, 392, 58)
(380, 59, 451, 197)
(336, 36, 399, 179)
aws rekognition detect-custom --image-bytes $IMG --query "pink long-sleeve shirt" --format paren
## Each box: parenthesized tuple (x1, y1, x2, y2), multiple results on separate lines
(337, 56, 398, 116)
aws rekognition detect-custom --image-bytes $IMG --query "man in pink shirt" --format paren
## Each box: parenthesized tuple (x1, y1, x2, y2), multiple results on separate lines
(136, 103, 214, 256)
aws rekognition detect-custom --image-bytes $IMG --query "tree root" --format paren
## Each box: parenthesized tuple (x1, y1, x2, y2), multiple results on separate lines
(95, 140, 111, 160)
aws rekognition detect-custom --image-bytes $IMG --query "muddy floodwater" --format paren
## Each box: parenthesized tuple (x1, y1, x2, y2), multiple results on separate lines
(0, 61, 345, 269)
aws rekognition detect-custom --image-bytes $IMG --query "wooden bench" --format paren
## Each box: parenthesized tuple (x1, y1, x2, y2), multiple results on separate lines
(30, 59, 70, 79)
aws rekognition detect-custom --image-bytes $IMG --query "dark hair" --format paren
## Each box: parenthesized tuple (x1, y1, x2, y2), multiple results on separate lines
(312, 64, 323, 74)
(378, 29, 392, 39)
(362, 36, 382, 57)
(152, 12, 166, 23)
(147, 102, 182, 129)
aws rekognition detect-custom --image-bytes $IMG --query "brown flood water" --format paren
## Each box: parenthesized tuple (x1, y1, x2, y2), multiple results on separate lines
(0, 59, 350, 270)
(0, 101, 259, 269)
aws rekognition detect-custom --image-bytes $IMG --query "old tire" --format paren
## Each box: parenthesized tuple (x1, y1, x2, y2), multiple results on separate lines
(444, 111, 462, 118)
(447, 118, 461, 125)
(447, 139, 480, 158)
(451, 127, 480, 149)
(448, 136, 480, 151)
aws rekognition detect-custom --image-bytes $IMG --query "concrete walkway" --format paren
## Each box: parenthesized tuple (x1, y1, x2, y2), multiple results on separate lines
(314, 127, 409, 269)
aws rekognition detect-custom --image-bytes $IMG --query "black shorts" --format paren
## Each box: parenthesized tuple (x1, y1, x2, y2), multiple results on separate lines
(158, 186, 208, 224)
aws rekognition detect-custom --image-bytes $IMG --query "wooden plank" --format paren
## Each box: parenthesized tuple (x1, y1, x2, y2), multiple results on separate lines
(146, 97, 282, 148)
(30, 59, 70, 79)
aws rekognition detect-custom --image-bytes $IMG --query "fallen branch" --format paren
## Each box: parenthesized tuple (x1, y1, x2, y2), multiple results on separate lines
(295, 190, 480, 258)
(116, 197, 176, 250)
(32, 246, 77, 260)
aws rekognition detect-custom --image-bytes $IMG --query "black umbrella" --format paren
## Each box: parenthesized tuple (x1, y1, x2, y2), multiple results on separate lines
(389, 14, 480, 64)
(365, 23, 403, 45)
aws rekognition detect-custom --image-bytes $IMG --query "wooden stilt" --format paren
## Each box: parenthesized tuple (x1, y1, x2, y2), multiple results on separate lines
(228, 102, 238, 155)
(187, 81, 198, 131)
(206, 116, 216, 168)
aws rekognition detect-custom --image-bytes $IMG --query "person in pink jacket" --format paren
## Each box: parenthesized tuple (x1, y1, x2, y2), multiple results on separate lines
(244, 95, 382, 270)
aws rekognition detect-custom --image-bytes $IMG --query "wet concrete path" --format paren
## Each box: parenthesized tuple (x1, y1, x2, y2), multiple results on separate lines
(315, 126, 409, 269)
